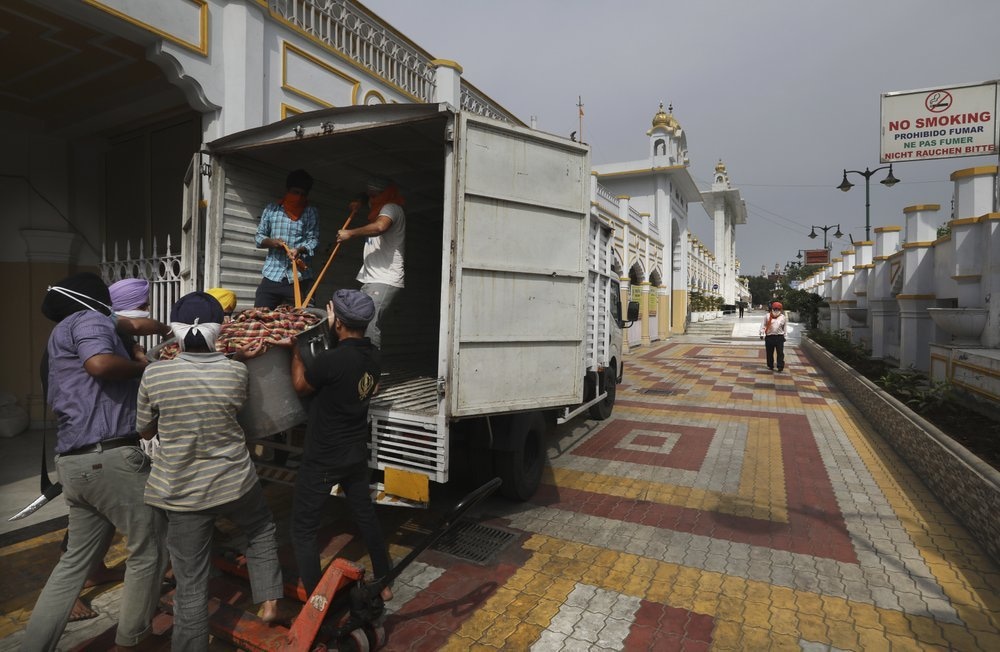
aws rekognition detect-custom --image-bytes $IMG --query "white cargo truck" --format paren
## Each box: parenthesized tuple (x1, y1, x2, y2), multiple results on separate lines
(181, 103, 637, 502)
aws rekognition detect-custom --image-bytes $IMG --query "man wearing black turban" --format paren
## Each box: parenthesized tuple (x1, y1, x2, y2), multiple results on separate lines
(24, 273, 167, 651)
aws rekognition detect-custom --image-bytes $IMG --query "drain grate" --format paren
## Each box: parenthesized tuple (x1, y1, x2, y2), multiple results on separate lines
(430, 520, 516, 565)
(641, 387, 676, 396)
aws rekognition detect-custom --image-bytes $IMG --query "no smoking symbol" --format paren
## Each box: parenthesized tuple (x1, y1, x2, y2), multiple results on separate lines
(925, 91, 952, 113)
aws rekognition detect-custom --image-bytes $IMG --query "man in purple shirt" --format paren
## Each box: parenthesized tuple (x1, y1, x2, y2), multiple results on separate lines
(23, 273, 167, 651)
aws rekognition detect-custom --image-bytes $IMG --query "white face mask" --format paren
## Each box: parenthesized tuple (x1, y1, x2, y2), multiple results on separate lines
(772, 309, 780, 316)
(116, 309, 150, 319)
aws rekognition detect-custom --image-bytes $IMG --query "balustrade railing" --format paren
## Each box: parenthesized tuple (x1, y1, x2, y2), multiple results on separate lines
(459, 82, 519, 124)
(593, 183, 618, 217)
(270, 0, 436, 101)
(100, 236, 182, 352)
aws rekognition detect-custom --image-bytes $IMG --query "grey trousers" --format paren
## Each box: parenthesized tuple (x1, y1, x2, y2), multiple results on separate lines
(165, 482, 282, 652)
(360, 282, 401, 349)
(23, 445, 167, 650)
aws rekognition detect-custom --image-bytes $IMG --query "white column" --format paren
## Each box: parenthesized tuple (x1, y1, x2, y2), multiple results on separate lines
(899, 205, 939, 371)
(432, 59, 463, 108)
(869, 226, 901, 360)
(950, 167, 994, 309)
(221, 2, 265, 134)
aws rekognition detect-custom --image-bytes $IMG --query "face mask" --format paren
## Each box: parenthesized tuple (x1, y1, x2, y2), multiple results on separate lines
(281, 192, 308, 221)
(772, 310, 780, 316)
(116, 309, 150, 319)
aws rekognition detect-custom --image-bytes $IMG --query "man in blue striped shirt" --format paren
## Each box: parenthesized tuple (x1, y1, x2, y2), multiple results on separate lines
(254, 169, 320, 308)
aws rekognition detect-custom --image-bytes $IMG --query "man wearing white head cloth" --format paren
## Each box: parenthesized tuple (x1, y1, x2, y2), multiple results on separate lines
(137, 292, 284, 649)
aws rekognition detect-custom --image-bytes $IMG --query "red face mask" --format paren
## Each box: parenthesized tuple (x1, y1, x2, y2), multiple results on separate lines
(281, 192, 308, 221)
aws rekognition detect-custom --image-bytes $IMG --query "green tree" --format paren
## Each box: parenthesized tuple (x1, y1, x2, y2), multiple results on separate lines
(783, 263, 822, 283)
(746, 276, 774, 306)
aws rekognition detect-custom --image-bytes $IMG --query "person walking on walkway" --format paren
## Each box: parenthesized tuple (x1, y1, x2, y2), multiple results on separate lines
(759, 301, 789, 372)
(137, 292, 283, 650)
(25, 273, 166, 652)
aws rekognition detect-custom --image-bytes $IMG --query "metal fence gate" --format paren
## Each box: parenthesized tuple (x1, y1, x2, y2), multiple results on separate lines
(99, 236, 182, 351)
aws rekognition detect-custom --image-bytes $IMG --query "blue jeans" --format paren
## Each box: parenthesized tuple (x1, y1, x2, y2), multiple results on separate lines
(23, 445, 167, 650)
(165, 482, 282, 652)
(360, 283, 401, 349)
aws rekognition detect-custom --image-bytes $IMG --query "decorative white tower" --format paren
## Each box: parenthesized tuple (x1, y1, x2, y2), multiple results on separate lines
(699, 159, 747, 303)
(647, 103, 688, 166)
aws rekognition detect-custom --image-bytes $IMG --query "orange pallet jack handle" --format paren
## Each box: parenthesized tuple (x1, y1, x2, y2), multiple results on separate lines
(280, 243, 309, 308)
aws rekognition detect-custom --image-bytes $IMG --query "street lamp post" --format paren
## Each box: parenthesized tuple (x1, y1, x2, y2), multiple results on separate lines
(808, 224, 843, 250)
(837, 164, 900, 241)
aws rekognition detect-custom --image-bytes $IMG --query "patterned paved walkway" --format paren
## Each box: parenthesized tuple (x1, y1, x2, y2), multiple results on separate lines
(2, 323, 999, 650)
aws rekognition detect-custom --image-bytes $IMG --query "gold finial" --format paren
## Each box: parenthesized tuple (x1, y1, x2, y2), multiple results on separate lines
(651, 102, 670, 128)
(715, 159, 726, 174)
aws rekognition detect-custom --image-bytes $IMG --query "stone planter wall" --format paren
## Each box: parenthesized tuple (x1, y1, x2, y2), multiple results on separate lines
(801, 335, 1000, 564)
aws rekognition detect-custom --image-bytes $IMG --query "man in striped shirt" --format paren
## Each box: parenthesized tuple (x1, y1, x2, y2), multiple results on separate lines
(137, 292, 283, 650)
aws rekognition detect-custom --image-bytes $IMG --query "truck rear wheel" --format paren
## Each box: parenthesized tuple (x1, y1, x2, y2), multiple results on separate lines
(588, 366, 617, 420)
(495, 412, 547, 501)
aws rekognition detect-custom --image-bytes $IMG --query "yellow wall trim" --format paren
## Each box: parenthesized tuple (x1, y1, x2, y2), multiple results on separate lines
(282, 41, 360, 108)
(949, 217, 981, 227)
(280, 103, 303, 119)
(874, 226, 903, 233)
(903, 204, 940, 213)
(950, 165, 998, 180)
(430, 59, 463, 73)
(84, 0, 209, 56)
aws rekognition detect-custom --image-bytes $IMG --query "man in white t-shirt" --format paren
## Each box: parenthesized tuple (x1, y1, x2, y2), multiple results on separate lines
(336, 177, 405, 348)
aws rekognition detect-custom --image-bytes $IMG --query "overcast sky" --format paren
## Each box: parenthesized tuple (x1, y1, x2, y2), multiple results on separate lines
(363, 0, 999, 278)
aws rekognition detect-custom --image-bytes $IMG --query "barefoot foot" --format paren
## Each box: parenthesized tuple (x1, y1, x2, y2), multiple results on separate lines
(68, 598, 98, 622)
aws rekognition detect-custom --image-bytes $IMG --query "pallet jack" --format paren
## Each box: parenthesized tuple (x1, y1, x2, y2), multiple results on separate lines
(191, 477, 501, 651)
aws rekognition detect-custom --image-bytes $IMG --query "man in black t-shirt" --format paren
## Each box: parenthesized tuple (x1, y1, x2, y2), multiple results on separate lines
(289, 289, 392, 600)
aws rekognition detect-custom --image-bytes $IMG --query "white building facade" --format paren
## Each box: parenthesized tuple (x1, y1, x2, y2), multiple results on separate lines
(2, 0, 518, 423)
(3, 0, 745, 423)
(593, 104, 701, 342)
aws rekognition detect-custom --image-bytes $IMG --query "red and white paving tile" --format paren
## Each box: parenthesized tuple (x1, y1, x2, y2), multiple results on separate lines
(2, 335, 999, 650)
